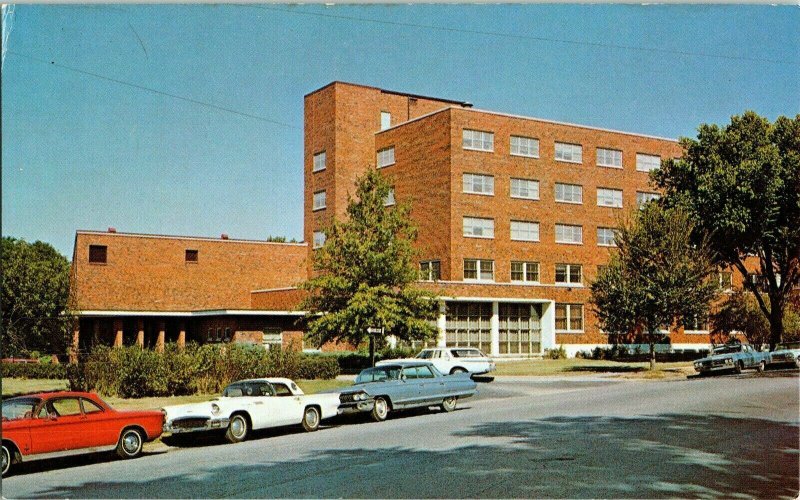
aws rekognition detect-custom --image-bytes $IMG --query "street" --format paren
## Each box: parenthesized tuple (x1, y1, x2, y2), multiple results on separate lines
(3, 372, 798, 499)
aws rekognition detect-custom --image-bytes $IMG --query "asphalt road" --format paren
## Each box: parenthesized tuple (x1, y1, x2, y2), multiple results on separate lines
(3, 372, 798, 499)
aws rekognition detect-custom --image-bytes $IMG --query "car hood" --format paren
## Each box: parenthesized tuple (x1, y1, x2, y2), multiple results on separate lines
(162, 400, 218, 420)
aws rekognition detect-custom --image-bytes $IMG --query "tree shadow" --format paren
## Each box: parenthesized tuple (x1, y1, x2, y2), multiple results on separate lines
(566, 365, 646, 373)
(11, 414, 797, 499)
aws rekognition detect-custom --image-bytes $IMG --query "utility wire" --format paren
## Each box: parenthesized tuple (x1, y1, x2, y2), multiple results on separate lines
(248, 5, 799, 67)
(8, 50, 301, 129)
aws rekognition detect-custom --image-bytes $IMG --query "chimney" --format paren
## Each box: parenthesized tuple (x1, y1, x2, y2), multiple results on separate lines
(108, 227, 117, 233)
(221, 233, 229, 240)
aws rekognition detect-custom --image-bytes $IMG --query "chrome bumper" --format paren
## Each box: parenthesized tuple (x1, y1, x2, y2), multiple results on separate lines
(338, 401, 375, 415)
(164, 417, 230, 434)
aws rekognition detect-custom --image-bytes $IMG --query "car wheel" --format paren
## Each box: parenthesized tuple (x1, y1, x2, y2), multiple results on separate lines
(2, 444, 12, 477)
(225, 414, 249, 443)
(450, 367, 467, 375)
(371, 397, 389, 422)
(757, 361, 766, 373)
(440, 396, 457, 413)
(116, 428, 144, 459)
(302, 407, 321, 432)
(734, 361, 744, 374)
(795, 359, 800, 369)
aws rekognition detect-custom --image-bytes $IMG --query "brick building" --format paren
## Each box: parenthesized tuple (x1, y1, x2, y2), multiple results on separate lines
(70, 81, 742, 358)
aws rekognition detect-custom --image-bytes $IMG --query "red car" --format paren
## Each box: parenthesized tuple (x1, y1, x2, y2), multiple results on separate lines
(2, 391, 164, 477)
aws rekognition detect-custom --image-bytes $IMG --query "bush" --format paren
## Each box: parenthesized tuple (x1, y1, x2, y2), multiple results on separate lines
(1, 362, 66, 379)
(544, 345, 567, 359)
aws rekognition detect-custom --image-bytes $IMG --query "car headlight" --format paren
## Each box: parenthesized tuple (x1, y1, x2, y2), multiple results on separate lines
(694, 362, 701, 368)
(788, 353, 795, 359)
(724, 358, 733, 364)
(357, 393, 367, 401)
(211, 403, 221, 415)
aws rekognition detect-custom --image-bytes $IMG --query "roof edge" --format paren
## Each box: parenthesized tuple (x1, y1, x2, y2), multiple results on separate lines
(74, 230, 307, 247)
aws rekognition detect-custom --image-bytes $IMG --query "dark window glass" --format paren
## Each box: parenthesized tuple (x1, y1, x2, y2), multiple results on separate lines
(185, 249, 198, 262)
(89, 245, 107, 264)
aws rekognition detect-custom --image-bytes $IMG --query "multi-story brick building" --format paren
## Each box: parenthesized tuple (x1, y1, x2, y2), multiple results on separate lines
(71, 81, 738, 357)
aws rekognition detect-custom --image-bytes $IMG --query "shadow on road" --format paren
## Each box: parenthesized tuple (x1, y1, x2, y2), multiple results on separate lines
(22, 413, 798, 499)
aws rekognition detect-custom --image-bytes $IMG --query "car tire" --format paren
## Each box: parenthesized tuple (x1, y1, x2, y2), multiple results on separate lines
(757, 361, 766, 373)
(440, 396, 457, 413)
(2, 443, 12, 477)
(302, 406, 321, 432)
(225, 414, 249, 443)
(371, 397, 389, 422)
(116, 428, 144, 459)
(734, 361, 744, 374)
(450, 367, 467, 375)
(795, 359, 800, 369)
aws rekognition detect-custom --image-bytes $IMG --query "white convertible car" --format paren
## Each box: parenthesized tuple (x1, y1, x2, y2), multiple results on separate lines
(162, 378, 340, 443)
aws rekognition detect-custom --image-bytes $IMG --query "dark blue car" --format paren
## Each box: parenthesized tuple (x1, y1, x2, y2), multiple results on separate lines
(339, 361, 478, 421)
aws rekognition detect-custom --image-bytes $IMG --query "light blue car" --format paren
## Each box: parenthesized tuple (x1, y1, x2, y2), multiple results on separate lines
(338, 361, 478, 422)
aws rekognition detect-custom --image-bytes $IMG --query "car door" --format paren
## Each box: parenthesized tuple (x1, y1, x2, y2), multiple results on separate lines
(396, 367, 422, 405)
(415, 365, 442, 403)
(265, 383, 304, 426)
(79, 397, 119, 448)
(29, 397, 88, 454)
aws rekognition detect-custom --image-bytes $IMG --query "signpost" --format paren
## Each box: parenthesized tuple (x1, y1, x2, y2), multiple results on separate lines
(367, 327, 384, 367)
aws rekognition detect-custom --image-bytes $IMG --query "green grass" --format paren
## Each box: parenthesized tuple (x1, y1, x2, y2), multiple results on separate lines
(494, 359, 694, 378)
(2, 377, 69, 397)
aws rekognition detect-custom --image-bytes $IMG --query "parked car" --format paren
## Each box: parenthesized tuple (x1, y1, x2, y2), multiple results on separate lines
(162, 378, 340, 444)
(768, 341, 800, 368)
(1, 391, 164, 477)
(693, 343, 769, 375)
(339, 361, 477, 422)
(377, 347, 496, 376)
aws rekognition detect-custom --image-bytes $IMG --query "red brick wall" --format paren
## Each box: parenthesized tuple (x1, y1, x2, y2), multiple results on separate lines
(251, 288, 308, 311)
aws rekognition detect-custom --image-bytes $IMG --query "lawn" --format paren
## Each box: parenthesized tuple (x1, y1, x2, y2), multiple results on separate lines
(494, 358, 695, 379)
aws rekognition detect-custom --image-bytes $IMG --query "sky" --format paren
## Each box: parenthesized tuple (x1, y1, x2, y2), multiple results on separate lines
(2, 4, 798, 257)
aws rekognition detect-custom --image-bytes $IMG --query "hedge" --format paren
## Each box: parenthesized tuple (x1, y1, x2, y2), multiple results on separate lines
(312, 347, 419, 374)
(67, 343, 341, 398)
(1, 362, 67, 380)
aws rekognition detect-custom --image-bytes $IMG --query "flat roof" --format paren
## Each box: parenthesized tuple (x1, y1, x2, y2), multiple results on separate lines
(304, 81, 472, 107)
(75, 230, 306, 247)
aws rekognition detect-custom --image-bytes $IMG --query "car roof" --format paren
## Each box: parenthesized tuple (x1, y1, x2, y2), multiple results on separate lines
(228, 378, 295, 385)
(4, 391, 101, 402)
(373, 360, 435, 368)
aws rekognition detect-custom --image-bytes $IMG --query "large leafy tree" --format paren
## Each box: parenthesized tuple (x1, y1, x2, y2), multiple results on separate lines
(591, 204, 719, 370)
(300, 169, 438, 364)
(654, 112, 800, 348)
(1, 237, 72, 357)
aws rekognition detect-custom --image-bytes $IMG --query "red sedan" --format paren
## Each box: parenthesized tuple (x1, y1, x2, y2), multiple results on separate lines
(2, 391, 164, 477)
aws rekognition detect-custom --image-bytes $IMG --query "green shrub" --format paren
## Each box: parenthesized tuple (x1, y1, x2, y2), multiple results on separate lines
(1, 362, 67, 380)
(544, 345, 567, 359)
(298, 356, 341, 380)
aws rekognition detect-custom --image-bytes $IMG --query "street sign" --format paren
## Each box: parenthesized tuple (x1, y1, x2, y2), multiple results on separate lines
(367, 327, 384, 335)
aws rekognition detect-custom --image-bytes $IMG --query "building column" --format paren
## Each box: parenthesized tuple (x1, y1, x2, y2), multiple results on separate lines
(69, 322, 80, 363)
(436, 301, 447, 347)
(136, 319, 144, 347)
(113, 319, 123, 347)
(540, 301, 557, 352)
(156, 321, 166, 352)
(490, 301, 500, 356)
(178, 321, 186, 349)
(93, 319, 101, 344)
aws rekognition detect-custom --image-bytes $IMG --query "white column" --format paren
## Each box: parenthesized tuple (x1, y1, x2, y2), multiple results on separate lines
(490, 301, 500, 356)
(436, 302, 447, 347)
(387, 335, 398, 349)
(540, 300, 557, 352)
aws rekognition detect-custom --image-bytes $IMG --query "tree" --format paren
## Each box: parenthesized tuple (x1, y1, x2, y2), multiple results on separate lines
(591, 204, 719, 370)
(300, 169, 439, 365)
(712, 290, 800, 346)
(653, 112, 800, 348)
(1, 237, 72, 357)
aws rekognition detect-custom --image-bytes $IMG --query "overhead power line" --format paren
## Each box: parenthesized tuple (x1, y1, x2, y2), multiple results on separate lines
(249, 5, 799, 67)
(8, 51, 301, 129)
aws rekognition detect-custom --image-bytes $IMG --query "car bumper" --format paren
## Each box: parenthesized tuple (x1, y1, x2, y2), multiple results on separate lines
(694, 364, 734, 372)
(164, 417, 230, 434)
(337, 401, 375, 415)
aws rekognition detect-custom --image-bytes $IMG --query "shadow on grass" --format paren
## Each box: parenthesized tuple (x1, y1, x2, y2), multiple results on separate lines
(566, 365, 647, 373)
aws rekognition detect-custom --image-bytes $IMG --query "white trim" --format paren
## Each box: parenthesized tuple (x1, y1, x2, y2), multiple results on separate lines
(427, 279, 588, 289)
(75, 231, 306, 247)
(251, 286, 299, 293)
(73, 309, 307, 317)
(439, 296, 553, 303)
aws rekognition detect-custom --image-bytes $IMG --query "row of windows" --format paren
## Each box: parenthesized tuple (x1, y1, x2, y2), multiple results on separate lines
(461, 129, 664, 172)
(461, 172, 660, 207)
(89, 245, 199, 264)
(462, 218, 617, 246)
(431, 260, 587, 285)
(312, 189, 395, 213)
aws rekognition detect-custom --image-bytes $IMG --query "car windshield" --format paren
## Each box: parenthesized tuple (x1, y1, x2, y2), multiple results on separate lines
(776, 342, 800, 351)
(713, 346, 740, 355)
(1, 397, 41, 421)
(355, 367, 402, 384)
(222, 382, 275, 397)
(416, 350, 434, 359)
(452, 349, 484, 358)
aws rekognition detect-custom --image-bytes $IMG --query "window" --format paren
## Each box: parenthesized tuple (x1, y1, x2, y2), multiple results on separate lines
(313, 190, 326, 211)
(555, 303, 584, 332)
(207, 329, 213, 342)
(718, 272, 733, 290)
(380, 111, 391, 131)
(636, 153, 661, 172)
(81, 398, 104, 414)
(216, 328, 222, 342)
(555, 142, 583, 163)
(89, 245, 107, 264)
(445, 302, 492, 351)
(596, 147, 623, 168)
(636, 191, 661, 208)
(464, 259, 494, 281)
(555, 224, 583, 244)
(685, 315, 709, 332)
(462, 173, 494, 195)
(377, 147, 395, 168)
(262, 328, 282, 349)
(463, 217, 494, 239)
(597, 227, 616, 247)
(555, 263, 583, 284)
(462, 129, 494, 152)
(313, 151, 326, 172)
(420, 260, 441, 281)
(555, 183, 583, 204)
(499, 303, 541, 354)
(510, 136, 539, 158)
(51, 398, 82, 416)
(384, 188, 395, 206)
(185, 249, 198, 263)
(511, 261, 540, 283)
(510, 221, 540, 242)
(510, 178, 539, 200)
(224, 327, 232, 341)
(313, 231, 326, 249)
(597, 188, 623, 208)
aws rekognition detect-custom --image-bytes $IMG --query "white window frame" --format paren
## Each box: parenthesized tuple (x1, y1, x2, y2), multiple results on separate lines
(510, 220, 540, 242)
(313, 151, 326, 172)
(462, 173, 495, 196)
(312, 190, 326, 211)
(636, 191, 661, 208)
(377, 147, 395, 168)
(597, 227, 617, 247)
(596, 148, 622, 168)
(636, 153, 661, 172)
(555, 224, 583, 245)
(463, 217, 494, 239)
(510, 261, 540, 284)
(312, 231, 326, 249)
(555, 263, 583, 285)
(555, 183, 583, 204)
(555, 303, 585, 333)
(464, 259, 494, 282)
(380, 111, 391, 131)
(510, 136, 540, 158)
(555, 142, 583, 164)
(510, 178, 540, 200)
(384, 188, 396, 207)
(597, 187, 623, 208)
(462, 129, 494, 152)
(420, 260, 441, 281)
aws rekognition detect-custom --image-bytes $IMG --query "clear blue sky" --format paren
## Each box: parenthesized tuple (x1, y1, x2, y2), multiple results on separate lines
(3, 4, 798, 257)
